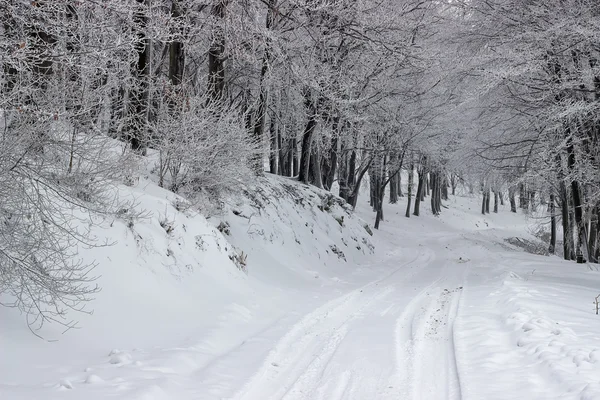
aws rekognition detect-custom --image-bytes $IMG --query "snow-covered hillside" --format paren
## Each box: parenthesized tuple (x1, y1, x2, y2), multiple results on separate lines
(2, 176, 600, 400)
(0, 174, 375, 400)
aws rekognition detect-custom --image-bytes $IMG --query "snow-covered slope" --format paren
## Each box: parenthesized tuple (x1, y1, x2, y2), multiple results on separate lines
(0, 173, 375, 400)
(3, 176, 600, 400)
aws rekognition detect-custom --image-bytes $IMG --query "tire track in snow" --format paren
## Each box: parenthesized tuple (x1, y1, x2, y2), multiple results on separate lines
(392, 262, 467, 400)
(234, 249, 434, 400)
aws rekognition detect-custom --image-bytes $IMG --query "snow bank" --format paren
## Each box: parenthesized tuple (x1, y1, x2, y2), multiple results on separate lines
(0, 172, 374, 400)
(218, 175, 375, 289)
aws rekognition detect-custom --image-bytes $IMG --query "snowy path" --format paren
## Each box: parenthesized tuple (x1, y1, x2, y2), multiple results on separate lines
(232, 245, 468, 400)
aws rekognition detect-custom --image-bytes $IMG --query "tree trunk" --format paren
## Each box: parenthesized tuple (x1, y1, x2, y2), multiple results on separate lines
(348, 156, 372, 210)
(567, 136, 589, 261)
(168, 1, 185, 88)
(269, 114, 277, 174)
(509, 186, 517, 212)
(369, 165, 376, 209)
(560, 180, 573, 260)
(451, 174, 457, 196)
(430, 172, 436, 214)
(413, 170, 424, 216)
(589, 206, 599, 263)
(406, 163, 414, 218)
(493, 190, 499, 213)
(389, 152, 399, 204)
(549, 192, 556, 255)
(125, 0, 151, 152)
(309, 141, 323, 189)
(481, 191, 487, 215)
(398, 173, 404, 197)
(292, 137, 299, 176)
(485, 187, 491, 213)
(298, 89, 317, 184)
(441, 174, 449, 201)
(251, 0, 277, 173)
(519, 182, 527, 209)
(277, 126, 285, 175)
(324, 133, 338, 191)
(207, 0, 230, 103)
(338, 145, 349, 201)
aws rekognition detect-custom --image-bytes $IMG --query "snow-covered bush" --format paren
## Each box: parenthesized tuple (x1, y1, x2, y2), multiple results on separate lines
(152, 95, 259, 209)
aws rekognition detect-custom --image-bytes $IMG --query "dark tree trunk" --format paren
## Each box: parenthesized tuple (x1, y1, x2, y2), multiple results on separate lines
(441, 174, 449, 201)
(309, 141, 324, 189)
(519, 183, 527, 209)
(251, 0, 277, 173)
(398, 173, 404, 197)
(406, 163, 414, 218)
(549, 192, 556, 255)
(207, 0, 230, 103)
(376, 155, 400, 230)
(125, 0, 151, 152)
(389, 152, 399, 204)
(430, 171, 442, 215)
(168, 1, 185, 87)
(499, 191, 504, 206)
(338, 145, 349, 201)
(369, 165, 376, 209)
(292, 137, 299, 176)
(589, 206, 599, 263)
(481, 191, 487, 215)
(282, 136, 292, 176)
(389, 174, 398, 204)
(348, 156, 372, 210)
(277, 126, 285, 175)
(509, 186, 517, 212)
(269, 114, 277, 174)
(413, 170, 424, 216)
(560, 180, 573, 260)
(324, 132, 338, 191)
(374, 156, 386, 229)
(451, 174, 457, 196)
(529, 191, 536, 212)
(430, 172, 437, 215)
(493, 190, 499, 213)
(298, 89, 318, 184)
(567, 136, 589, 261)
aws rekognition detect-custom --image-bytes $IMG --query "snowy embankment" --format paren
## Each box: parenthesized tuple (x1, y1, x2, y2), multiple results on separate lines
(3, 174, 600, 400)
(0, 173, 374, 400)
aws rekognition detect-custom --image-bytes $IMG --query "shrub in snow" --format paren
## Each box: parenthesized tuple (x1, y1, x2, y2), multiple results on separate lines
(229, 250, 248, 273)
(151, 95, 259, 210)
(0, 124, 136, 334)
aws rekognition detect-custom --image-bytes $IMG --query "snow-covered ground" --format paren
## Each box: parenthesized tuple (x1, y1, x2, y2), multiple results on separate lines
(2, 175, 600, 400)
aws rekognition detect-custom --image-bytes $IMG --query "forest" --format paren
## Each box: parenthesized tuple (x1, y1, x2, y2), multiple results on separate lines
(1, 0, 600, 329)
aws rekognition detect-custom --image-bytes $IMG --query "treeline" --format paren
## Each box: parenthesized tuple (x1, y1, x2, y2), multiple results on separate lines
(452, 0, 600, 263)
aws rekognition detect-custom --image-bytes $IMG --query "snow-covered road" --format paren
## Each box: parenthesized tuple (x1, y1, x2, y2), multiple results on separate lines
(235, 247, 452, 400)
(204, 230, 475, 400)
